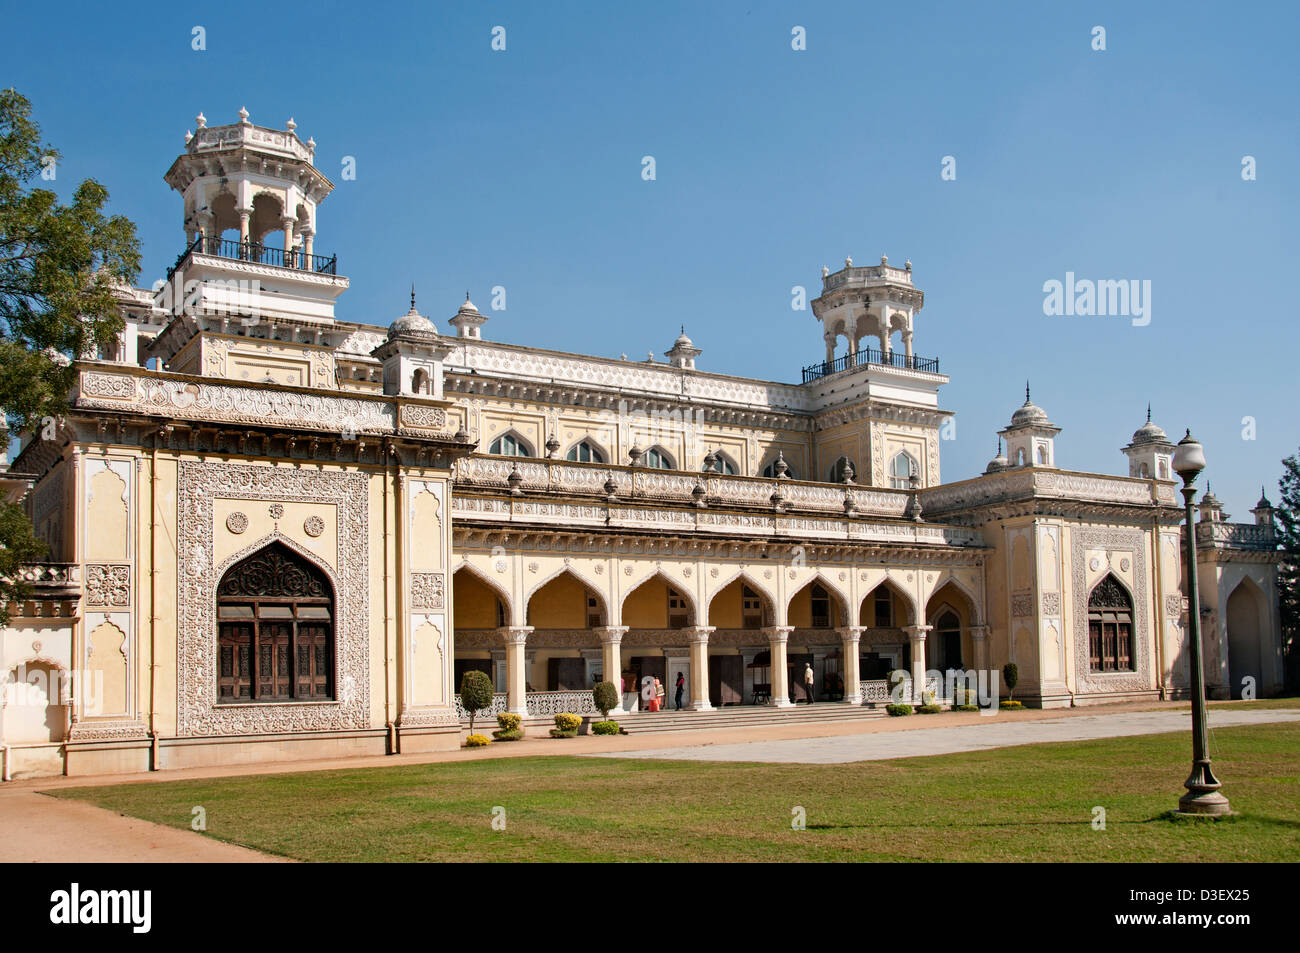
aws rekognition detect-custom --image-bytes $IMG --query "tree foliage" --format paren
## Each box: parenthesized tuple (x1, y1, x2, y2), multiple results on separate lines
(0, 89, 140, 622)
(1277, 453, 1299, 679)
(459, 670, 494, 736)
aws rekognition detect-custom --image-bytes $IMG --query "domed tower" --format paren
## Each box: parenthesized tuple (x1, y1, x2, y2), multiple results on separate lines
(810, 254, 925, 364)
(665, 328, 701, 369)
(370, 290, 452, 397)
(1251, 488, 1276, 529)
(448, 294, 488, 340)
(158, 108, 346, 325)
(1121, 405, 1175, 480)
(999, 384, 1060, 468)
(984, 437, 1009, 475)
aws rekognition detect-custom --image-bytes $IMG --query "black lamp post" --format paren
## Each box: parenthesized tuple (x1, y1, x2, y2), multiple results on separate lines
(1171, 430, 1231, 817)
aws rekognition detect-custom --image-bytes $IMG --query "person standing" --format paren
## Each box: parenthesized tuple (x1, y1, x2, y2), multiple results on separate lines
(655, 676, 666, 712)
(675, 671, 685, 710)
(803, 662, 815, 704)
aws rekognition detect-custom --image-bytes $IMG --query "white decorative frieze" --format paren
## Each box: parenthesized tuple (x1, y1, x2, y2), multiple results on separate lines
(410, 572, 445, 609)
(85, 564, 131, 607)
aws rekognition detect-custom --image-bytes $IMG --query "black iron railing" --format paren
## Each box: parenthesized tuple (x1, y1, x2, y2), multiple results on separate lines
(802, 346, 940, 383)
(166, 235, 338, 281)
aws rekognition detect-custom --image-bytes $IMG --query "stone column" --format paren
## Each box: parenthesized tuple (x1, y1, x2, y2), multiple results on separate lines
(764, 626, 795, 707)
(300, 228, 314, 265)
(970, 624, 990, 677)
(595, 626, 628, 709)
(500, 626, 532, 717)
(837, 626, 865, 704)
(237, 207, 253, 246)
(688, 627, 715, 711)
(281, 215, 296, 265)
(845, 315, 858, 356)
(905, 624, 933, 703)
(903, 329, 914, 361)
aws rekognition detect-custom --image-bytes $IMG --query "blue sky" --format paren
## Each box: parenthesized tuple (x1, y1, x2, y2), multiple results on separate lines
(8, 0, 1297, 513)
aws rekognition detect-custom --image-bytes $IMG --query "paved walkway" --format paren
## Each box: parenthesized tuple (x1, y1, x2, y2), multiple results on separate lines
(0, 790, 290, 863)
(590, 709, 1300, 764)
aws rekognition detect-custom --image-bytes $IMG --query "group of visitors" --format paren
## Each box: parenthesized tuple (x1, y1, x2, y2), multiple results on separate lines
(641, 671, 689, 711)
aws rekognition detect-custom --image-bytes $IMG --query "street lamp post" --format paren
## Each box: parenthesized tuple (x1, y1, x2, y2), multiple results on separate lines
(1171, 430, 1231, 817)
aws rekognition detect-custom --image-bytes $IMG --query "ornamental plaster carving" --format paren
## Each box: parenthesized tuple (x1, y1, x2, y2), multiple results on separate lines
(303, 515, 325, 537)
(410, 572, 445, 610)
(1165, 594, 1183, 617)
(67, 719, 150, 742)
(1011, 592, 1034, 618)
(1071, 528, 1151, 695)
(85, 565, 131, 607)
(226, 511, 249, 534)
(176, 461, 370, 736)
(401, 404, 448, 429)
(1041, 592, 1061, 616)
(77, 371, 395, 435)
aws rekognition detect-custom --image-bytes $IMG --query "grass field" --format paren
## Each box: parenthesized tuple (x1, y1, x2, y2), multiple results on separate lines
(52, 720, 1300, 862)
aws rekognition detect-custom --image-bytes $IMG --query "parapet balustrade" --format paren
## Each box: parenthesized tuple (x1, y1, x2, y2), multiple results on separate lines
(166, 235, 338, 281)
(452, 455, 915, 520)
(1194, 521, 1277, 551)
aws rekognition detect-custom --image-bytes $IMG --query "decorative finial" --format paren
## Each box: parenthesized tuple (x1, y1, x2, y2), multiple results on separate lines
(845, 256, 853, 267)
(881, 254, 888, 265)
(1147, 402, 1152, 423)
(465, 290, 471, 302)
(306, 136, 316, 151)
(238, 106, 250, 122)
(904, 259, 912, 271)
(1025, 381, 1031, 403)
(184, 130, 193, 144)
(286, 117, 296, 132)
(410, 284, 416, 310)
(195, 112, 206, 128)
(680, 324, 685, 335)
(822, 265, 829, 277)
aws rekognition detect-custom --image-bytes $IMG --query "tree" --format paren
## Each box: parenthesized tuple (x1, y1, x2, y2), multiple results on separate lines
(1277, 453, 1300, 687)
(592, 680, 619, 720)
(459, 670, 494, 736)
(1002, 662, 1019, 702)
(0, 89, 140, 623)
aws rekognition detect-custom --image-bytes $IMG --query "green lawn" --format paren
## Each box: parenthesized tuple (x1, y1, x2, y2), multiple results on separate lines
(53, 722, 1300, 862)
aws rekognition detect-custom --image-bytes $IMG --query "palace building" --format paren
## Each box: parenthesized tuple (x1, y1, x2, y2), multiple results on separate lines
(0, 111, 1284, 778)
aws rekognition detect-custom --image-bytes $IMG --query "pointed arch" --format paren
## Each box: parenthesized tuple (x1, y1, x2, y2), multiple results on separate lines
(1226, 575, 1267, 698)
(524, 564, 610, 627)
(452, 561, 515, 627)
(488, 429, 534, 457)
(621, 568, 697, 626)
(1087, 573, 1135, 673)
(705, 450, 740, 475)
(859, 576, 916, 627)
(642, 445, 676, 470)
(926, 569, 982, 624)
(565, 436, 609, 464)
(786, 572, 851, 628)
(706, 568, 778, 624)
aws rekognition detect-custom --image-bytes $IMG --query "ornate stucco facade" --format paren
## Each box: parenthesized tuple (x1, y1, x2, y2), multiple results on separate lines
(0, 112, 1284, 778)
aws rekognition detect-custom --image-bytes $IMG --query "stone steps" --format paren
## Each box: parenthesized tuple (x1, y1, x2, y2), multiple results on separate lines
(601, 703, 887, 734)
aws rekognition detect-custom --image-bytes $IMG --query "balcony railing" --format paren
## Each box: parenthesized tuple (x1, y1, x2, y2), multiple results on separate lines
(1194, 521, 1277, 551)
(802, 346, 940, 383)
(166, 235, 338, 281)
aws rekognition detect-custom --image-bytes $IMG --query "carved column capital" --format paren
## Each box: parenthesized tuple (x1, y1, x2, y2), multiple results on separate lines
(763, 625, 794, 644)
(969, 625, 990, 642)
(594, 625, 628, 645)
(497, 625, 533, 646)
(687, 625, 715, 645)
(836, 625, 866, 645)
(903, 624, 933, 644)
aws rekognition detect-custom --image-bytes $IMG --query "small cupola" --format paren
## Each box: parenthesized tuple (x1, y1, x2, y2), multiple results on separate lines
(370, 287, 451, 396)
(449, 293, 487, 340)
(665, 327, 701, 370)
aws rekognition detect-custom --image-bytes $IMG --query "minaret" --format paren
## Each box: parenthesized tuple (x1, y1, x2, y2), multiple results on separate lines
(999, 383, 1060, 468)
(1121, 404, 1175, 480)
(810, 254, 925, 364)
(448, 293, 488, 339)
(665, 327, 701, 369)
(1251, 488, 1275, 529)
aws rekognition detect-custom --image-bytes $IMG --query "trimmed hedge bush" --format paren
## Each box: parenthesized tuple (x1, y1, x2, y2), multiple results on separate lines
(593, 682, 619, 718)
(1000, 699, 1024, 710)
(554, 713, 582, 732)
(464, 734, 491, 747)
(955, 704, 980, 712)
(492, 728, 524, 741)
(886, 703, 913, 717)
(917, 704, 943, 714)
(496, 712, 522, 732)
(459, 670, 494, 735)
(592, 720, 621, 735)
(549, 728, 578, 739)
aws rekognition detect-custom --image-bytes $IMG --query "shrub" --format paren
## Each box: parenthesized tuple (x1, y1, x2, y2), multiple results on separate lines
(886, 703, 913, 717)
(464, 734, 491, 747)
(917, 704, 942, 714)
(554, 712, 582, 732)
(954, 688, 978, 706)
(955, 704, 980, 712)
(592, 720, 621, 735)
(492, 728, 524, 741)
(496, 712, 521, 732)
(1002, 663, 1019, 702)
(593, 681, 619, 719)
(1000, 699, 1024, 710)
(549, 728, 578, 739)
(459, 670, 494, 736)
(922, 690, 937, 706)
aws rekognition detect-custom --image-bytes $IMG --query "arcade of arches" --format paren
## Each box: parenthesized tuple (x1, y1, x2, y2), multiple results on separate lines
(450, 554, 986, 712)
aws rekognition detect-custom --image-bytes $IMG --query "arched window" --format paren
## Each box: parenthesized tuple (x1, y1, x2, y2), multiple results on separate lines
(488, 432, 533, 457)
(742, 585, 763, 629)
(889, 452, 916, 489)
(216, 542, 334, 702)
(1138, 462, 1151, 478)
(704, 452, 738, 475)
(1016, 448, 1026, 466)
(829, 456, 856, 483)
(1036, 445, 1050, 465)
(762, 460, 797, 479)
(810, 584, 831, 628)
(1157, 460, 1169, 480)
(411, 368, 430, 395)
(1087, 575, 1134, 672)
(936, 610, 961, 670)
(566, 439, 605, 464)
(643, 446, 674, 469)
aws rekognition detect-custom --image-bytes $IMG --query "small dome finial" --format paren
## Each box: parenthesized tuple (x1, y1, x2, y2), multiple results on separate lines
(1147, 402, 1152, 423)
(195, 111, 206, 129)
(238, 106, 250, 122)
(1026, 381, 1031, 403)
(411, 283, 416, 310)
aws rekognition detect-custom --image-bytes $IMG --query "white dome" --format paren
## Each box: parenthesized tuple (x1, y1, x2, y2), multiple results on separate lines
(389, 308, 437, 338)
